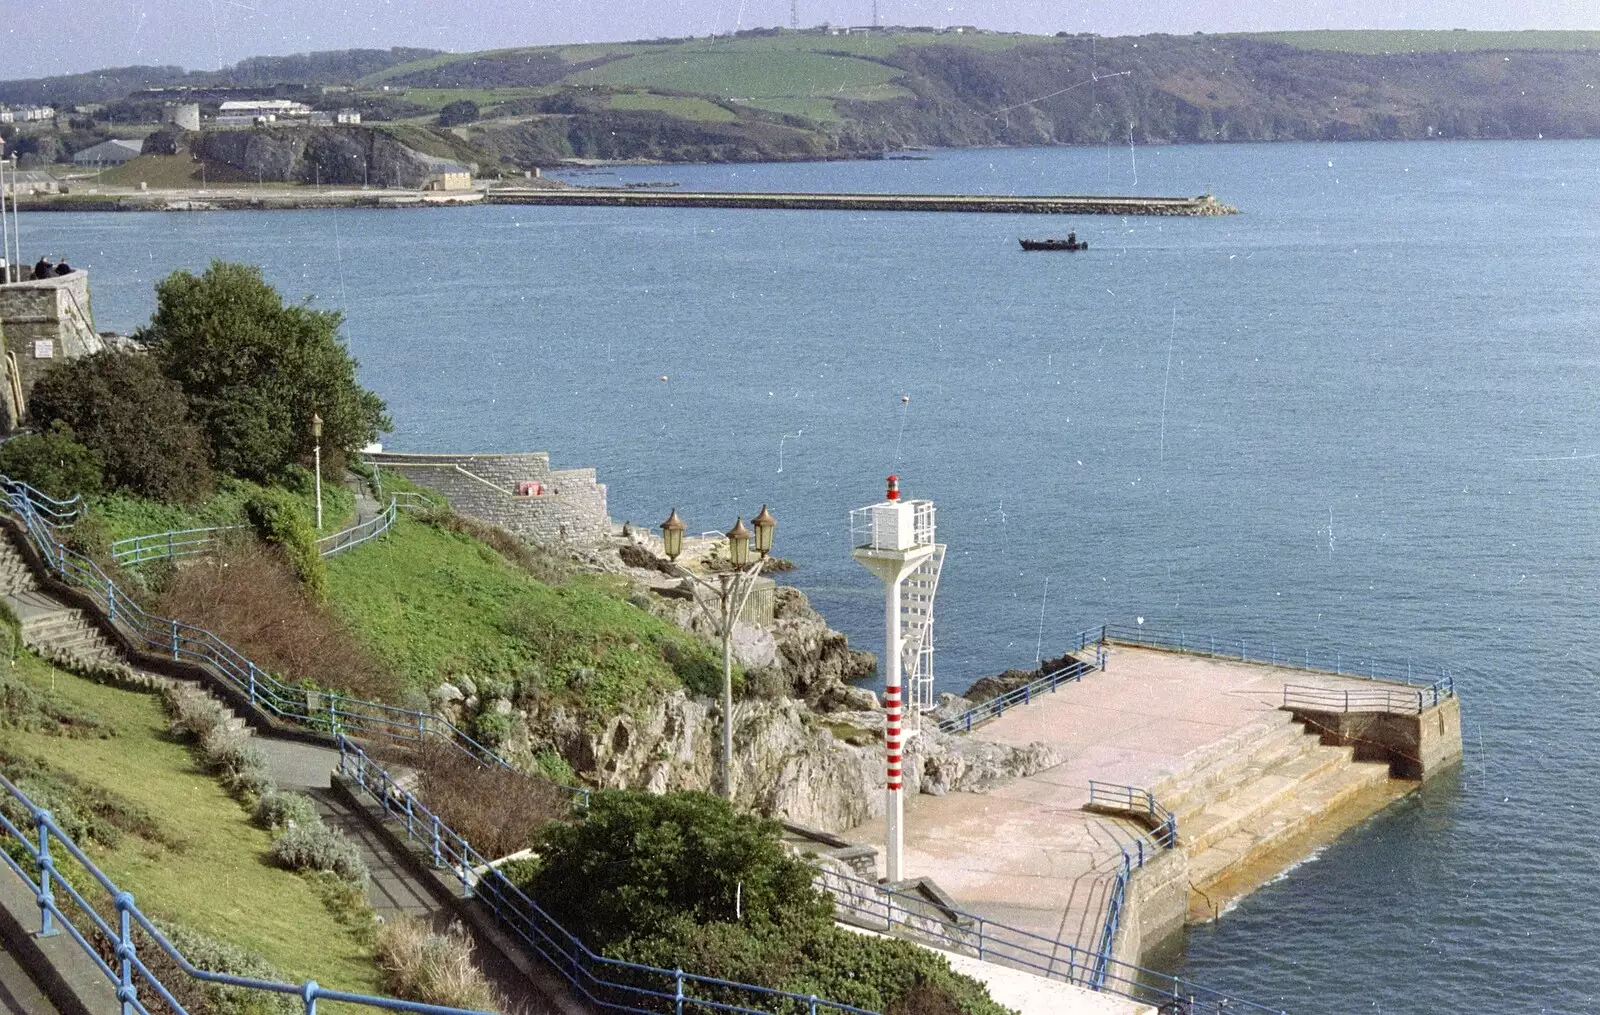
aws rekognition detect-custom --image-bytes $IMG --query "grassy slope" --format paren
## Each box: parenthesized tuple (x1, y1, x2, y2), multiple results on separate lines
(324, 514, 724, 713)
(607, 92, 739, 122)
(0, 655, 380, 993)
(93, 478, 355, 544)
(1241, 29, 1600, 53)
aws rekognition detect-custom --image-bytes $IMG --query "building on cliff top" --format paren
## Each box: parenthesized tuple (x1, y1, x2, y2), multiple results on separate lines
(71, 139, 143, 166)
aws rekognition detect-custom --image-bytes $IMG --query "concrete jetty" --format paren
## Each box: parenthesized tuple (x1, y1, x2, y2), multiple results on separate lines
(487, 188, 1239, 216)
(843, 641, 1461, 973)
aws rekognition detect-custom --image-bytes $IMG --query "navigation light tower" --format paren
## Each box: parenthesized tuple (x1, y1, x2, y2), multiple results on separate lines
(851, 475, 944, 883)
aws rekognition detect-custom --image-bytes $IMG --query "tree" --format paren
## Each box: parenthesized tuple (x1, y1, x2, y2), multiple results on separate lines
(139, 262, 390, 481)
(437, 99, 480, 127)
(0, 422, 104, 500)
(28, 349, 213, 503)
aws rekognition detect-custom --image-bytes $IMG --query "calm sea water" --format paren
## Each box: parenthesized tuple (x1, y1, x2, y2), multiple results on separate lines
(29, 140, 1600, 1013)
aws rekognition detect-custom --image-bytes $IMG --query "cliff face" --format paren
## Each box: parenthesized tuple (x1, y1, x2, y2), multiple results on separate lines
(189, 126, 475, 186)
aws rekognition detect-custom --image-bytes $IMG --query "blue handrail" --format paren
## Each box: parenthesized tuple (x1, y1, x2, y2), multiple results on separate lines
(936, 627, 1105, 734)
(0, 770, 496, 1015)
(0, 474, 587, 802)
(1102, 623, 1456, 700)
(338, 738, 883, 1015)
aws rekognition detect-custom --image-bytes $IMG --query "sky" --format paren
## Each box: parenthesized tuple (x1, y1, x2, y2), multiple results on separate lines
(7, 0, 1596, 79)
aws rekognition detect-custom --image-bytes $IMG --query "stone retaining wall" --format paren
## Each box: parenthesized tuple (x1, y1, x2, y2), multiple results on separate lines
(367, 450, 611, 545)
(0, 271, 103, 430)
(1289, 695, 1463, 780)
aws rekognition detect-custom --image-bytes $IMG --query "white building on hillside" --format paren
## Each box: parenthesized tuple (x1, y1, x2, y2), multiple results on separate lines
(215, 100, 313, 125)
(71, 139, 144, 166)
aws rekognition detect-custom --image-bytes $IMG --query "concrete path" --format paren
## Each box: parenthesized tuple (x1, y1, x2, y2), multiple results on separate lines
(844, 645, 1419, 958)
(0, 942, 62, 1014)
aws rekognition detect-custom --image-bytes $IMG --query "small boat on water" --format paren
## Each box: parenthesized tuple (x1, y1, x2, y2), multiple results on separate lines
(1020, 235, 1089, 252)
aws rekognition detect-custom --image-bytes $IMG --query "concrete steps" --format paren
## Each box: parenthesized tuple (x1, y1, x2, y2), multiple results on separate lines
(1153, 709, 1399, 911)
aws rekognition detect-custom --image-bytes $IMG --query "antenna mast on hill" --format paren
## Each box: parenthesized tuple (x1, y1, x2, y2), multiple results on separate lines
(790, 0, 799, 29)
(872, 0, 880, 27)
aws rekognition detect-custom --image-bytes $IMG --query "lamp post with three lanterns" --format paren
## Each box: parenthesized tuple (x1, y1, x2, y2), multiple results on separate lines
(659, 505, 776, 799)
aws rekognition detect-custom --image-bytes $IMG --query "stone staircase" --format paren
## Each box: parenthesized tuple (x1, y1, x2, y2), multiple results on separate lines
(1149, 709, 1397, 917)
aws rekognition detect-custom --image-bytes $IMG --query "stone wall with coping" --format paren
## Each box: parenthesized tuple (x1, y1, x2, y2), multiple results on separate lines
(367, 450, 611, 545)
(1289, 695, 1462, 780)
(0, 271, 103, 430)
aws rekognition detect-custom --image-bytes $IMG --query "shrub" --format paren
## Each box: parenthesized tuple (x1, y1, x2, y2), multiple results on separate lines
(413, 742, 572, 860)
(0, 421, 103, 499)
(244, 489, 327, 599)
(472, 708, 512, 747)
(27, 349, 214, 503)
(155, 540, 398, 702)
(270, 822, 370, 887)
(162, 686, 227, 741)
(376, 916, 501, 1012)
(199, 727, 272, 799)
(153, 919, 301, 1015)
(252, 789, 320, 831)
(528, 790, 830, 948)
(436, 99, 480, 127)
(139, 261, 390, 481)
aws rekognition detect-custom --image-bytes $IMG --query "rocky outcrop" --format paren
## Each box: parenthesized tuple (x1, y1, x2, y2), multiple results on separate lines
(962, 649, 1086, 703)
(189, 126, 474, 187)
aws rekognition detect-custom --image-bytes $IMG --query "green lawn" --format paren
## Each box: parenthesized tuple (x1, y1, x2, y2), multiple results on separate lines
(568, 47, 913, 103)
(607, 92, 740, 122)
(0, 656, 381, 997)
(1240, 29, 1600, 53)
(324, 514, 726, 715)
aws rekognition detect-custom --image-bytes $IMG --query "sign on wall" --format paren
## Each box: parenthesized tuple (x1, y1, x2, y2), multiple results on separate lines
(32, 340, 53, 359)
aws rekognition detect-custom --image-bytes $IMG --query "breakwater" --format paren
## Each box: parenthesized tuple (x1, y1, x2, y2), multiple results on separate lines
(488, 188, 1238, 215)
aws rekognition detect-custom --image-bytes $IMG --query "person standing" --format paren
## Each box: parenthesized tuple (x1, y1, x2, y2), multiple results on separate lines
(32, 255, 51, 279)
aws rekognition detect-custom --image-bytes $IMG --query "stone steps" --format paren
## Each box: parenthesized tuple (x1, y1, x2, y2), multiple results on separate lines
(1156, 718, 1318, 826)
(1179, 743, 1352, 854)
(1185, 757, 1394, 890)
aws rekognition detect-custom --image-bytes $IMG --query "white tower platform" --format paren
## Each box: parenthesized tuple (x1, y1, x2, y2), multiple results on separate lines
(850, 475, 944, 884)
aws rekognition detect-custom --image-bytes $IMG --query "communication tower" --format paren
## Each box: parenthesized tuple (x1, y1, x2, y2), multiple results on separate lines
(790, 0, 799, 29)
(850, 475, 945, 883)
(872, 0, 880, 28)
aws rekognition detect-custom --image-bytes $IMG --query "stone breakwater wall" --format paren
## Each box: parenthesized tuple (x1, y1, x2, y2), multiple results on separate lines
(0, 271, 104, 430)
(489, 189, 1240, 216)
(367, 450, 610, 545)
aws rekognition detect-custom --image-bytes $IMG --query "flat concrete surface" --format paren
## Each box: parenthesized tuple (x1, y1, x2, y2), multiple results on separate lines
(0, 936, 64, 1015)
(840, 923, 1153, 1015)
(843, 645, 1421, 957)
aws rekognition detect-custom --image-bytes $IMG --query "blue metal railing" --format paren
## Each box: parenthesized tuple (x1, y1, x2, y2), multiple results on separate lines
(0, 475, 538, 785)
(110, 490, 439, 567)
(1102, 624, 1456, 702)
(338, 738, 882, 1015)
(0, 770, 496, 1015)
(1281, 681, 1451, 715)
(812, 849, 1283, 1013)
(1087, 781, 1178, 849)
(1081, 782, 1181, 990)
(936, 627, 1105, 734)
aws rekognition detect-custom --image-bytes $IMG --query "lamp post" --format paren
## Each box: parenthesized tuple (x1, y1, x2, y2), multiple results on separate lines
(659, 505, 777, 799)
(311, 412, 323, 530)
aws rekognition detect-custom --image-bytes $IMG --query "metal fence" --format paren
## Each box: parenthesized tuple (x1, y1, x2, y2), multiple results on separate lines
(1281, 682, 1450, 714)
(109, 490, 440, 568)
(935, 628, 1105, 734)
(338, 739, 881, 1015)
(0, 770, 496, 1015)
(812, 854, 1284, 1014)
(1087, 781, 1178, 849)
(1101, 623, 1457, 701)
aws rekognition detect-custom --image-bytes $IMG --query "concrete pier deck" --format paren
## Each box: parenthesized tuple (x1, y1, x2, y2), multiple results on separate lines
(843, 643, 1455, 965)
(487, 188, 1239, 216)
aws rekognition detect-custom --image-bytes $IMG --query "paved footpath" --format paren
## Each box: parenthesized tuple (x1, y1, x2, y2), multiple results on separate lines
(257, 738, 554, 1014)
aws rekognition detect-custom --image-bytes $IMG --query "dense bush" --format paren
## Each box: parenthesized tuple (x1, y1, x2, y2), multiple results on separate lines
(244, 488, 328, 599)
(154, 919, 301, 1015)
(269, 821, 370, 887)
(436, 98, 480, 126)
(162, 686, 228, 741)
(376, 916, 502, 1013)
(139, 261, 389, 481)
(252, 789, 320, 831)
(413, 741, 572, 859)
(27, 349, 214, 503)
(0, 422, 104, 499)
(200, 727, 273, 800)
(156, 540, 397, 702)
(524, 790, 1008, 1015)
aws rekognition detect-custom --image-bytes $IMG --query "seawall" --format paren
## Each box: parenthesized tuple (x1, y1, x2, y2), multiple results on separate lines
(487, 188, 1239, 215)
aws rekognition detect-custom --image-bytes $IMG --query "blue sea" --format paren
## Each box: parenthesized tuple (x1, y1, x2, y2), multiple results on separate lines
(30, 139, 1600, 1013)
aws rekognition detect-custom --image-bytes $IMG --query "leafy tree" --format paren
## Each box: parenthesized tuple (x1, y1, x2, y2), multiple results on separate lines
(139, 262, 390, 481)
(244, 488, 328, 600)
(28, 349, 213, 503)
(0, 422, 104, 500)
(437, 99, 480, 127)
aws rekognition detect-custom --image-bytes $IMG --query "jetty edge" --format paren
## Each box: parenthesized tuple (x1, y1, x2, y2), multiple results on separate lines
(487, 188, 1239, 216)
